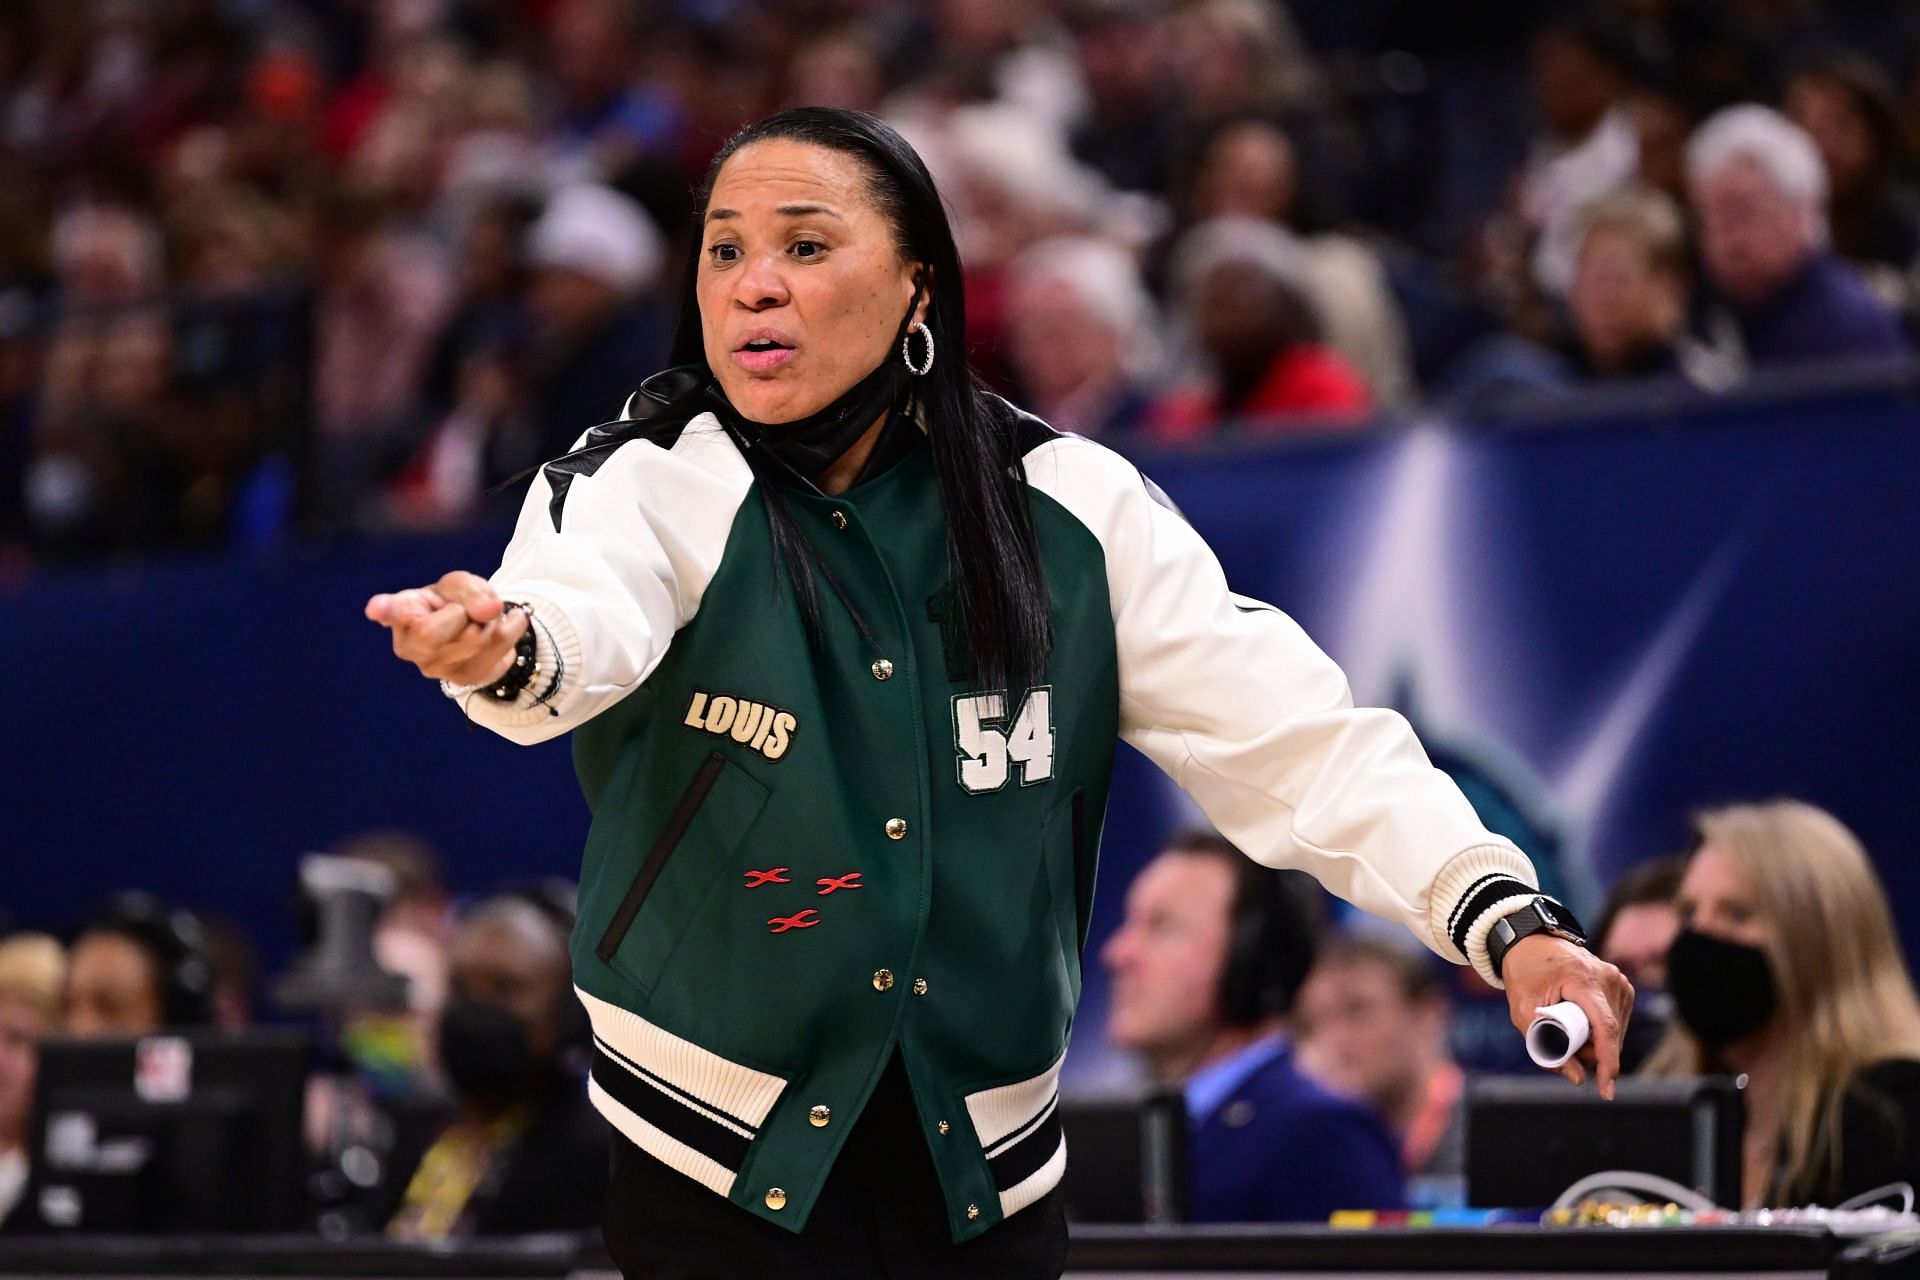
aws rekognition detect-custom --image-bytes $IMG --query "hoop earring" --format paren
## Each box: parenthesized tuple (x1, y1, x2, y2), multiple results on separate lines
(902, 321, 935, 377)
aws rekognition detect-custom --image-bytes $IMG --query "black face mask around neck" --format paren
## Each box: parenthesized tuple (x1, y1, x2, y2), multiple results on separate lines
(716, 357, 910, 480)
(711, 281, 925, 482)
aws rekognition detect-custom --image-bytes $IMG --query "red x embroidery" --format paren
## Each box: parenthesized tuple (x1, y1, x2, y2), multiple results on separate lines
(743, 867, 791, 888)
(816, 873, 864, 896)
(767, 910, 820, 934)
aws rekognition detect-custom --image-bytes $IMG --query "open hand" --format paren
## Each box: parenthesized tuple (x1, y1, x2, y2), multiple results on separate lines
(365, 571, 528, 688)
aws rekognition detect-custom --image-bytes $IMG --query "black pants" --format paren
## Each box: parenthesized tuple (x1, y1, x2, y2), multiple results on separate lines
(601, 1055, 1068, 1279)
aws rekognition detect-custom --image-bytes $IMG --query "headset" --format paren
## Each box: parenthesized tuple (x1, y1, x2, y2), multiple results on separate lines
(78, 891, 217, 1028)
(1217, 862, 1321, 1028)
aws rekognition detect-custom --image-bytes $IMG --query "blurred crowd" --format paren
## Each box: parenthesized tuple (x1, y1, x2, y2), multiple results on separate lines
(4, 796, 1916, 1236)
(2, 0, 1920, 560)
(1, 834, 611, 1239)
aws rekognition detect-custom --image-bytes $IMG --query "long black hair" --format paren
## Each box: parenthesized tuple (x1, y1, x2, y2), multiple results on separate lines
(675, 107, 1052, 697)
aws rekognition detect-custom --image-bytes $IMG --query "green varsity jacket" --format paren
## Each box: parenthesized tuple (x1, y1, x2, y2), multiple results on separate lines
(448, 402, 1544, 1243)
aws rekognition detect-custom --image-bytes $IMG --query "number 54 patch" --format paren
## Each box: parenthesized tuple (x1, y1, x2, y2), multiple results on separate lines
(951, 687, 1054, 793)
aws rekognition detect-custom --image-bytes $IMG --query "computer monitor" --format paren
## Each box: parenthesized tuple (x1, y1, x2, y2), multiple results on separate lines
(29, 1029, 313, 1232)
(1058, 1091, 1190, 1225)
(1465, 1075, 1745, 1209)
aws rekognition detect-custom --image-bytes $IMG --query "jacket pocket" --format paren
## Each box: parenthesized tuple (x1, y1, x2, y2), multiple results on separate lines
(595, 752, 767, 977)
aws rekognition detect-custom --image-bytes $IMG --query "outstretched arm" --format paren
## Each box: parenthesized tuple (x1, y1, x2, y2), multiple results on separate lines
(1024, 434, 1633, 1093)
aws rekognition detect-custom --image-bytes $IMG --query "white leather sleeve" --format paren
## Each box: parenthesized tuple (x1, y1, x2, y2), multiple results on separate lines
(1023, 433, 1540, 985)
(444, 413, 754, 746)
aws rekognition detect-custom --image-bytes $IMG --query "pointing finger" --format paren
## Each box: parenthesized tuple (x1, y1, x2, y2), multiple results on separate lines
(1573, 980, 1625, 1101)
(366, 587, 446, 626)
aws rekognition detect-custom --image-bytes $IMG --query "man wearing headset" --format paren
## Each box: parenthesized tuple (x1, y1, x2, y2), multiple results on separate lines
(1101, 831, 1404, 1222)
(62, 894, 217, 1039)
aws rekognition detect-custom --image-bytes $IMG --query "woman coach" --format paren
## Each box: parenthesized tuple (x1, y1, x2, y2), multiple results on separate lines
(367, 108, 1632, 1278)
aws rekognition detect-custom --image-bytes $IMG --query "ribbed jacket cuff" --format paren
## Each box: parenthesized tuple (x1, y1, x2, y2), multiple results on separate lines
(1427, 843, 1540, 988)
(440, 589, 584, 728)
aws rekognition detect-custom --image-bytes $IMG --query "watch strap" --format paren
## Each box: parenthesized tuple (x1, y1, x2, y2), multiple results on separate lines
(1486, 897, 1589, 979)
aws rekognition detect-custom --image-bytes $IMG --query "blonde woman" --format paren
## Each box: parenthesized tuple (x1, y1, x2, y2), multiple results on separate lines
(0, 933, 65, 1227)
(1644, 801, 1920, 1206)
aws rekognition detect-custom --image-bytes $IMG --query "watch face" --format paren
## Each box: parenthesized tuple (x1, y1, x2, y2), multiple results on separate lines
(1537, 901, 1560, 928)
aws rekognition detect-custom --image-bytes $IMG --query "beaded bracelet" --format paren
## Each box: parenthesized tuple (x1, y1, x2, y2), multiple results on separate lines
(523, 608, 565, 717)
(481, 602, 539, 703)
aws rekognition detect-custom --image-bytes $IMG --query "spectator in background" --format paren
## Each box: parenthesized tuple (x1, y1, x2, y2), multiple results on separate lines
(1181, 116, 1414, 407)
(162, 184, 308, 547)
(899, 102, 1115, 392)
(22, 204, 184, 551)
(47, 206, 167, 314)
(345, 35, 475, 220)
(1295, 936, 1466, 1207)
(1001, 236, 1160, 441)
(1102, 832, 1405, 1223)
(524, 183, 668, 453)
(1149, 217, 1372, 442)
(1064, 0, 1180, 197)
(1441, 187, 1705, 409)
(1567, 189, 1697, 382)
(541, 0, 686, 188)
(1595, 853, 1685, 1074)
(1628, 79, 1701, 206)
(330, 831, 455, 1097)
(24, 299, 181, 551)
(382, 894, 606, 1240)
(1644, 802, 1920, 1207)
(1165, 0, 1326, 143)
(63, 894, 215, 1038)
(1519, 8, 1642, 297)
(0, 934, 64, 1229)
(1595, 855, 1686, 995)
(782, 28, 888, 116)
(1687, 104, 1908, 370)
(397, 193, 543, 527)
(1784, 55, 1920, 315)
(308, 183, 455, 528)
(389, 327, 540, 528)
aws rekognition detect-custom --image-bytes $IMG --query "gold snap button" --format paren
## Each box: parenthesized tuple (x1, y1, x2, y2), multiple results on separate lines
(809, 1105, 831, 1127)
(885, 817, 908, 840)
(938, 1120, 950, 1135)
(871, 658, 894, 681)
(830, 510, 849, 531)
(872, 968, 894, 991)
(912, 977, 928, 996)
(766, 1188, 787, 1210)
(966, 1203, 980, 1221)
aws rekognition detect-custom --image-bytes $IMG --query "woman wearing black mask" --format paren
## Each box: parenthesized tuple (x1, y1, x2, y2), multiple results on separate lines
(1645, 801, 1920, 1207)
(385, 896, 606, 1240)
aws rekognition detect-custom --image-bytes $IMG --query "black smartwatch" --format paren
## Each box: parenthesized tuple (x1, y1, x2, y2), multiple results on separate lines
(1486, 895, 1589, 979)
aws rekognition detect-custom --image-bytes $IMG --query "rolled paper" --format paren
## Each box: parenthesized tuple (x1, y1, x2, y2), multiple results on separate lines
(1526, 1000, 1591, 1069)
